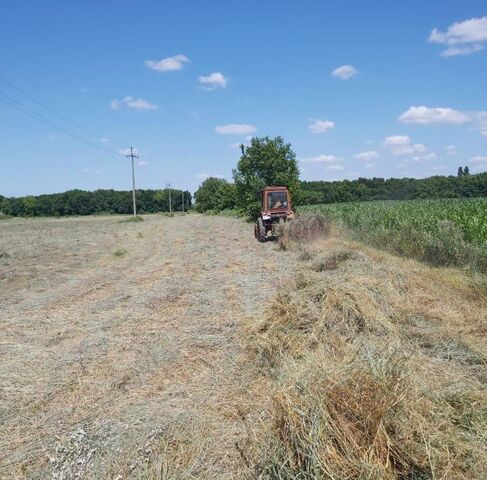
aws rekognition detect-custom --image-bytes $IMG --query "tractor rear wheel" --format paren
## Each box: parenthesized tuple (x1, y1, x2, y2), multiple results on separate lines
(255, 217, 267, 242)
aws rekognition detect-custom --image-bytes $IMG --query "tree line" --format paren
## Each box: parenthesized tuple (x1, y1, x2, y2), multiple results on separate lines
(0, 189, 192, 217)
(194, 136, 487, 216)
(299, 173, 487, 205)
(4, 135, 486, 218)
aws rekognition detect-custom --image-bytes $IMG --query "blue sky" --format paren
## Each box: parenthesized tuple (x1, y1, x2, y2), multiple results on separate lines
(1, 1, 486, 197)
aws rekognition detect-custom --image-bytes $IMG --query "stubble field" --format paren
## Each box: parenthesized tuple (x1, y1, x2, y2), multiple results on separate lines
(1, 213, 486, 479)
(0, 214, 295, 478)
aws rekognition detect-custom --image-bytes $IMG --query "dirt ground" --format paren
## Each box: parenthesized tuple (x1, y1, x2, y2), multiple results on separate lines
(0, 214, 296, 479)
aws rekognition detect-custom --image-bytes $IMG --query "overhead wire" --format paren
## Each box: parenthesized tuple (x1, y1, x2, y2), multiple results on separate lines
(0, 75, 105, 141)
(0, 81, 124, 157)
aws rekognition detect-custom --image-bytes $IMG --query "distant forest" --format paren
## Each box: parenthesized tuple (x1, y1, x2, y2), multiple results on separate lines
(0, 189, 191, 217)
(299, 173, 487, 205)
(1, 173, 487, 217)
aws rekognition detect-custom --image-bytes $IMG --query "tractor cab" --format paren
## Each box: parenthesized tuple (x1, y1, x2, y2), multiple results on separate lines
(255, 186, 294, 242)
(265, 189, 289, 211)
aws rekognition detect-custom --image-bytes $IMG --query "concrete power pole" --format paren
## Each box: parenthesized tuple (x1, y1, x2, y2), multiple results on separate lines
(166, 182, 172, 214)
(125, 147, 138, 217)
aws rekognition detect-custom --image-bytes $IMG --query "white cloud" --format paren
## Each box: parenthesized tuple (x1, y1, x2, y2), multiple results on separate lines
(441, 44, 484, 57)
(354, 150, 379, 161)
(308, 119, 335, 134)
(111, 96, 158, 111)
(198, 72, 228, 89)
(399, 106, 470, 125)
(472, 164, 487, 173)
(470, 157, 487, 173)
(301, 154, 340, 163)
(196, 173, 224, 180)
(79, 168, 102, 176)
(230, 136, 252, 150)
(383, 135, 411, 147)
(398, 106, 487, 137)
(411, 152, 438, 162)
(138, 160, 149, 166)
(429, 17, 487, 57)
(383, 135, 426, 156)
(144, 54, 190, 72)
(365, 163, 376, 168)
(331, 65, 359, 80)
(446, 145, 457, 155)
(423, 152, 438, 161)
(476, 112, 487, 137)
(326, 164, 343, 171)
(215, 124, 257, 135)
(118, 148, 139, 155)
(470, 155, 487, 163)
(100, 137, 109, 143)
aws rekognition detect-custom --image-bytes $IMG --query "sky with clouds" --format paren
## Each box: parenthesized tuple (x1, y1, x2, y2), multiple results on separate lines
(0, 1, 486, 196)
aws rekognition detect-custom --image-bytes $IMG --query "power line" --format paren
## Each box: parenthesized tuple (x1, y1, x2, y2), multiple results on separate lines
(0, 77, 149, 204)
(0, 90, 123, 157)
(0, 75, 105, 140)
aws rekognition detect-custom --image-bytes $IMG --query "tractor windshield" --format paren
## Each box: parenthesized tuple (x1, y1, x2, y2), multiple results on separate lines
(267, 191, 288, 209)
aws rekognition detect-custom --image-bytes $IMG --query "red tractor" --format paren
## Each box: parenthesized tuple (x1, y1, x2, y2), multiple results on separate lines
(254, 186, 294, 242)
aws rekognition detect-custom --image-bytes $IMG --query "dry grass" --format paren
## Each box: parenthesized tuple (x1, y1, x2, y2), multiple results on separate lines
(277, 214, 331, 251)
(245, 236, 487, 479)
(2, 214, 486, 479)
(0, 214, 296, 479)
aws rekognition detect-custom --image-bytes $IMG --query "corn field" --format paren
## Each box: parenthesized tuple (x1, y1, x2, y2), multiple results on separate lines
(301, 198, 487, 245)
(300, 198, 487, 271)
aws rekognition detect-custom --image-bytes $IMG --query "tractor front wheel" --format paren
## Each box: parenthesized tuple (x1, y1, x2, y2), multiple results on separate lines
(255, 217, 267, 243)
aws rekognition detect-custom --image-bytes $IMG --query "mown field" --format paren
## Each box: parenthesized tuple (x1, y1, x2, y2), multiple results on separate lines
(301, 198, 487, 271)
(1, 213, 486, 479)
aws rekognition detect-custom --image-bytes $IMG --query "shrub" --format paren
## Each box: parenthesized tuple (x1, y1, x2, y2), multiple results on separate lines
(120, 216, 144, 223)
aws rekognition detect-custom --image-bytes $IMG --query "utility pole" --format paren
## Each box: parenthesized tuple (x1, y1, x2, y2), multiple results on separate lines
(125, 147, 138, 217)
(166, 182, 172, 214)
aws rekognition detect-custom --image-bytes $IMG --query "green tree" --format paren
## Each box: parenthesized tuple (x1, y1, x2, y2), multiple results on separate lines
(458, 166, 464, 177)
(464, 166, 470, 176)
(21, 196, 37, 216)
(194, 177, 236, 212)
(232, 136, 300, 218)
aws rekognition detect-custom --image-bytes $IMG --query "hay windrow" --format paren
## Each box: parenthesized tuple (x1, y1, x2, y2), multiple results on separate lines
(246, 237, 487, 479)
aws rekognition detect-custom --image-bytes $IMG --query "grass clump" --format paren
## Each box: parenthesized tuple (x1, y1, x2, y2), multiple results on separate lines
(113, 248, 127, 258)
(120, 215, 144, 223)
(246, 239, 487, 479)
